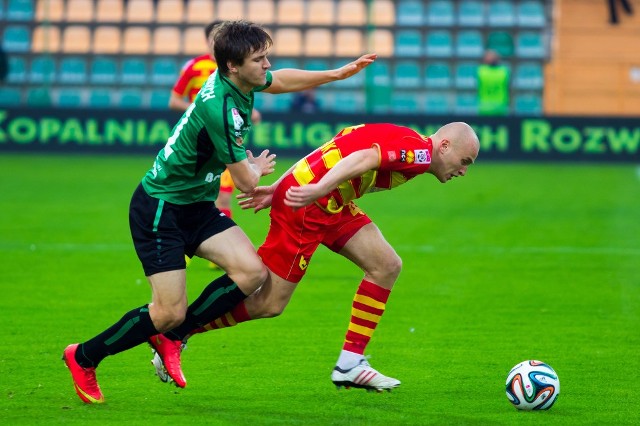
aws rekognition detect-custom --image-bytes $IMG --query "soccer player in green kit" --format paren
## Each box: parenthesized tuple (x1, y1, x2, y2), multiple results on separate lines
(62, 20, 376, 404)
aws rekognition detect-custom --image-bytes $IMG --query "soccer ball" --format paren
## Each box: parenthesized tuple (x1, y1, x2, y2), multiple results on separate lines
(505, 360, 560, 410)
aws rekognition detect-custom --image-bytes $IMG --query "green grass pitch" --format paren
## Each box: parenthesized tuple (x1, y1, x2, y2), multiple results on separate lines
(0, 154, 638, 425)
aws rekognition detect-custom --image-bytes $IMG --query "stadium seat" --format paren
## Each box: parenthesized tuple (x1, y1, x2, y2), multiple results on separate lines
(152, 26, 181, 55)
(369, 0, 395, 26)
(454, 92, 478, 115)
(156, 0, 184, 23)
(217, 0, 244, 19)
(88, 90, 113, 108)
(425, 91, 453, 115)
(182, 26, 206, 56)
(119, 89, 145, 108)
(395, 30, 422, 57)
(93, 26, 121, 54)
(304, 59, 330, 72)
(487, 31, 514, 58)
(368, 29, 394, 57)
(514, 93, 543, 115)
(185, 0, 214, 24)
(368, 60, 391, 87)
(518, 1, 546, 27)
(487, 1, 515, 27)
(247, 0, 275, 24)
(513, 62, 544, 90)
(332, 90, 365, 113)
(335, 30, 364, 57)
(306, 0, 333, 25)
(0, 0, 5, 19)
(0, 87, 23, 106)
(57, 89, 84, 107)
(65, 0, 94, 21)
(426, 1, 455, 27)
(2, 25, 30, 52)
(35, 0, 63, 21)
(391, 92, 423, 113)
(31, 25, 61, 53)
(456, 30, 484, 58)
(277, 0, 304, 25)
(120, 58, 147, 85)
(458, 0, 485, 27)
(151, 58, 179, 86)
(61, 25, 91, 53)
(125, 0, 154, 23)
(304, 29, 333, 56)
(393, 61, 422, 88)
(425, 31, 453, 58)
(270, 93, 294, 112)
(150, 90, 171, 109)
(336, 0, 366, 26)
(90, 57, 118, 84)
(26, 87, 53, 106)
(122, 26, 151, 54)
(272, 28, 302, 56)
(29, 56, 56, 83)
(7, 56, 26, 83)
(95, 0, 124, 22)
(332, 58, 365, 88)
(6, 0, 33, 20)
(516, 32, 546, 58)
(59, 57, 88, 84)
(396, 0, 423, 26)
(454, 62, 478, 89)
(424, 62, 452, 89)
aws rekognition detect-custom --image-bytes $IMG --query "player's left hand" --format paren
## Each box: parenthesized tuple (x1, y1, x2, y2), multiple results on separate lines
(334, 53, 377, 80)
(237, 185, 275, 213)
(247, 149, 276, 176)
(284, 184, 324, 209)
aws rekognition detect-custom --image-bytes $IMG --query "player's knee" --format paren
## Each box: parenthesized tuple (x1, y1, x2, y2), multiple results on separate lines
(151, 306, 186, 333)
(233, 262, 269, 295)
(370, 252, 402, 283)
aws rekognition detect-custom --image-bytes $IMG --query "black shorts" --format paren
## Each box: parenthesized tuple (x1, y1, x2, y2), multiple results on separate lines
(129, 183, 236, 276)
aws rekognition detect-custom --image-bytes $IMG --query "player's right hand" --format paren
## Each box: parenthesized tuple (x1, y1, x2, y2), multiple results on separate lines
(247, 149, 276, 176)
(237, 185, 276, 213)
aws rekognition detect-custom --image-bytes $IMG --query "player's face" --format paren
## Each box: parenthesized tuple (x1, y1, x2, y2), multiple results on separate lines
(232, 48, 272, 92)
(433, 140, 478, 183)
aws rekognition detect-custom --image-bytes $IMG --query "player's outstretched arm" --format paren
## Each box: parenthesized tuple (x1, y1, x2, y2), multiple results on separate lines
(265, 54, 377, 94)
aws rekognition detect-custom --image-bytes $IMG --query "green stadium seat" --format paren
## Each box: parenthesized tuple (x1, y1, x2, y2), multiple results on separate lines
(458, 0, 484, 27)
(272, 58, 300, 70)
(6, 0, 33, 20)
(396, 0, 423, 26)
(29, 56, 56, 83)
(120, 58, 147, 85)
(425, 91, 453, 115)
(332, 91, 365, 113)
(395, 30, 422, 57)
(456, 30, 484, 58)
(88, 90, 113, 108)
(90, 57, 118, 84)
(59, 57, 88, 84)
(2, 25, 30, 52)
(26, 87, 53, 106)
(516, 32, 546, 58)
(0, 87, 22, 106)
(151, 58, 179, 86)
(425, 31, 453, 58)
(57, 89, 83, 107)
(304, 59, 330, 72)
(514, 93, 543, 115)
(312, 89, 331, 111)
(488, 1, 515, 27)
(426, 1, 454, 26)
(119, 89, 145, 108)
(150, 90, 171, 109)
(7, 56, 26, 83)
(513, 62, 544, 89)
(270, 93, 294, 112)
(391, 92, 423, 113)
(518, 1, 546, 27)
(369, 86, 392, 113)
(487, 31, 514, 58)
(454, 92, 478, 115)
(393, 61, 421, 88)
(367, 60, 391, 87)
(455, 62, 478, 89)
(0, 0, 4, 19)
(424, 62, 452, 89)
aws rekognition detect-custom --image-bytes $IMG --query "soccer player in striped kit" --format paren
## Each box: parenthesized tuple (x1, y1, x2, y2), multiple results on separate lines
(152, 122, 479, 392)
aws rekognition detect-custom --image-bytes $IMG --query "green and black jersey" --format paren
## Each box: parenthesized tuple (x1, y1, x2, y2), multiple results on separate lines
(141, 70, 273, 205)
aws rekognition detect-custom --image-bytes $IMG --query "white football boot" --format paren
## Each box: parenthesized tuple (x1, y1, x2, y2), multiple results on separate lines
(331, 359, 400, 392)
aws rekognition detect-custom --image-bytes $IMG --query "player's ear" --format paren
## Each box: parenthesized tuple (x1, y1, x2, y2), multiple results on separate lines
(227, 61, 237, 74)
(439, 139, 450, 154)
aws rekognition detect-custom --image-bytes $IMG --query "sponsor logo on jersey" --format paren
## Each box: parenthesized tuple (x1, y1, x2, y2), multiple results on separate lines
(231, 108, 244, 132)
(414, 149, 431, 164)
(235, 137, 244, 146)
(299, 255, 308, 270)
(400, 150, 406, 162)
(406, 150, 415, 164)
(387, 151, 397, 161)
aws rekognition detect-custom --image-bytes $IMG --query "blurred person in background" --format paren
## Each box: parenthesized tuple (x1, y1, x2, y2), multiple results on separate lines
(477, 49, 510, 116)
(290, 88, 321, 113)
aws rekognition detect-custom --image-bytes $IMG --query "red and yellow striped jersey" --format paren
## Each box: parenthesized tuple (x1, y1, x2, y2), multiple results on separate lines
(171, 54, 217, 102)
(291, 123, 433, 213)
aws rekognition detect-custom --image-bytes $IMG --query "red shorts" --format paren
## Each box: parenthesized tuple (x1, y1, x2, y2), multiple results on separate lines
(219, 169, 234, 193)
(257, 176, 372, 284)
